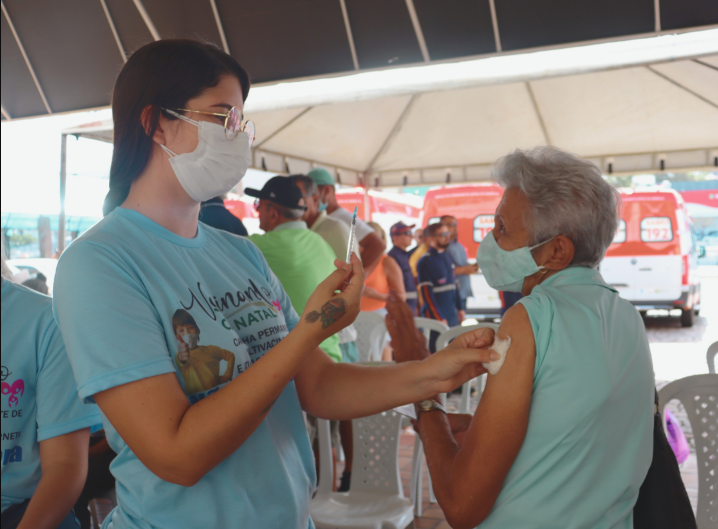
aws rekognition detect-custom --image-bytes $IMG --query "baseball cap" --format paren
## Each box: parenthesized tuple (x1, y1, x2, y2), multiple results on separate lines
(307, 168, 335, 186)
(390, 221, 416, 236)
(244, 176, 307, 210)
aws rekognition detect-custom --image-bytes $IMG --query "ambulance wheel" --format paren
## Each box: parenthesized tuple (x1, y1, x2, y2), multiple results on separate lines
(680, 308, 694, 328)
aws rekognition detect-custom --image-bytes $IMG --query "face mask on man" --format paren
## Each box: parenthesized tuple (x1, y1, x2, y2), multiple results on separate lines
(476, 231, 552, 292)
(317, 189, 329, 212)
(160, 109, 251, 203)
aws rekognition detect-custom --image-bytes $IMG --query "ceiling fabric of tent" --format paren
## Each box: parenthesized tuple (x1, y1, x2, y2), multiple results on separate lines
(2, 0, 717, 120)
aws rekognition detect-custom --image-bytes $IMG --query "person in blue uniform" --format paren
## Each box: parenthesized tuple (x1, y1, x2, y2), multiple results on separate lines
(417, 223, 463, 327)
(387, 221, 418, 314)
(199, 195, 248, 236)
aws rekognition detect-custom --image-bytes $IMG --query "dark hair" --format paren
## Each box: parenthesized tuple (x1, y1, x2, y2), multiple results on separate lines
(425, 222, 445, 237)
(103, 39, 251, 216)
(172, 309, 199, 334)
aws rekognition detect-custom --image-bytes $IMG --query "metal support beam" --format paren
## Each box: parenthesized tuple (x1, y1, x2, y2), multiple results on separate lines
(339, 0, 359, 70)
(525, 82, 552, 145)
(694, 58, 718, 72)
(646, 65, 718, 110)
(1, 1, 52, 114)
(209, 0, 230, 54)
(0, 105, 10, 120)
(487, 0, 502, 53)
(252, 107, 313, 149)
(405, 0, 430, 62)
(58, 134, 68, 254)
(365, 95, 416, 173)
(654, 0, 661, 32)
(132, 0, 160, 41)
(100, 0, 127, 62)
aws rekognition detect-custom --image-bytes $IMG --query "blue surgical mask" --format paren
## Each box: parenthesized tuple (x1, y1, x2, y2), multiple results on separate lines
(476, 231, 551, 292)
(317, 200, 328, 212)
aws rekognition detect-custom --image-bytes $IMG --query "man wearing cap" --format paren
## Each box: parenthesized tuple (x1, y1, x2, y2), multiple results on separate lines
(307, 168, 386, 275)
(245, 176, 342, 363)
(441, 215, 479, 321)
(387, 222, 419, 314)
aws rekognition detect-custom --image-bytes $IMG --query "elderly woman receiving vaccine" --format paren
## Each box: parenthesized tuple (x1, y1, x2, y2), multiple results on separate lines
(387, 146, 654, 529)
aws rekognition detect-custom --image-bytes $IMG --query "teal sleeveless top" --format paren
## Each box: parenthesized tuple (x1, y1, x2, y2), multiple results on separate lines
(481, 266, 654, 529)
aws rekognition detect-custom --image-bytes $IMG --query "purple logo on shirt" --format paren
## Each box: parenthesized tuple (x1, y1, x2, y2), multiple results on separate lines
(1, 379, 24, 407)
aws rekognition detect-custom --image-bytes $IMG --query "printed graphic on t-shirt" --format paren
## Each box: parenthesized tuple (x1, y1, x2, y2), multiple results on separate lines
(1, 378, 24, 408)
(172, 278, 290, 403)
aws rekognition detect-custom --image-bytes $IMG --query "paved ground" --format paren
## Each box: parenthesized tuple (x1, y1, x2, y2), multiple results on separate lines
(92, 268, 717, 527)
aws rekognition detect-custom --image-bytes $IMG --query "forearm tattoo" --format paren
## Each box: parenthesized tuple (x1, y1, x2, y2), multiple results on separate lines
(305, 298, 347, 328)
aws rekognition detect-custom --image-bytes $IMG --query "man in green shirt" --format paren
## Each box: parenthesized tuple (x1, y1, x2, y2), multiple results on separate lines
(245, 176, 342, 363)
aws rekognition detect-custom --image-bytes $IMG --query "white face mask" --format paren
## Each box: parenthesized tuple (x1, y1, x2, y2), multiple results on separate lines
(161, 109, 251, 203)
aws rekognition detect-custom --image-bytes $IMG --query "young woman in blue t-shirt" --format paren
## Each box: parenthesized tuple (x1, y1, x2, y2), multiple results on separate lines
(52, 39, 497, 528)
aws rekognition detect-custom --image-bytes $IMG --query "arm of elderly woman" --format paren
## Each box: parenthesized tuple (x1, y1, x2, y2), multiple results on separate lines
(412, 304, 535, 529)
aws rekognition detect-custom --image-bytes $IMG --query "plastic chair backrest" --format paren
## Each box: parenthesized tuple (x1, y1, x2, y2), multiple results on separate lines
(435, 323, 500, 351)
(658, 374, 718, 528)
(708, 342, 717, 374)
(351, 410, 405, 495)
(353, 312, 387, 362)
(413, 317, 449, 345)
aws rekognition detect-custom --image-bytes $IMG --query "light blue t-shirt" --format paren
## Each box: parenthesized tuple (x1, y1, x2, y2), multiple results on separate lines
(480, 267, 654, 529)
(52, 208, 316, 529)
(1, 279, 101, 513)
(447, 240, 472, 300)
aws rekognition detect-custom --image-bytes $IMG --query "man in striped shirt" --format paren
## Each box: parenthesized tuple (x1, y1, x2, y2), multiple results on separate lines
(417, 223, 463, 328)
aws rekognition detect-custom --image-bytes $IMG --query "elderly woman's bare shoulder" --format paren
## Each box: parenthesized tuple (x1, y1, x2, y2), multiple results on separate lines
(484, 304, 536, 379)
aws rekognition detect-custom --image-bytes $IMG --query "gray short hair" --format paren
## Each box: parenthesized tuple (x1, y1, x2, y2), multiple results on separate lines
(288, 174, 317, 196)
(492, 146, 621, 268)
(272, 203, 305, 220)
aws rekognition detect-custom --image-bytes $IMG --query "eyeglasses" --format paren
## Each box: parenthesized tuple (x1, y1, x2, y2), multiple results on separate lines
(436, 232, 451, 238)
(170, 107, 255, 144)
(253, 198, 261, 210)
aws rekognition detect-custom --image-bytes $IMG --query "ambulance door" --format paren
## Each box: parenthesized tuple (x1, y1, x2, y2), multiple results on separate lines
(468, 214, 501, 311)
(599, 219, 635, 298)
(632, 215, 681, 302)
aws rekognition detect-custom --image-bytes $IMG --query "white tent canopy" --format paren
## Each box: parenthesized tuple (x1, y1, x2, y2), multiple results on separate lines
(61, 30, 718, 188)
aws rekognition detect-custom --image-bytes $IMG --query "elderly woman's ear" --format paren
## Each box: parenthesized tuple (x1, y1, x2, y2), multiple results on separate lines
(535, 235, 575, 271)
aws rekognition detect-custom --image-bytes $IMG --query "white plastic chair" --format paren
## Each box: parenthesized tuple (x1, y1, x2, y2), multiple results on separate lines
(658, 374, 718, 529)
(708, 342, 717, 374)
(310, 411, 414, 529)
(412, 317, 449, 348)
(89, 487, 116, 528)
(436, 323, 499, 413)
(354, 312, 388, 363)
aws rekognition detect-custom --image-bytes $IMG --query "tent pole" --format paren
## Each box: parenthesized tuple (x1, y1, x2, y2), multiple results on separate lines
(363, 173, 370, 222)
(58, 134, 67, 254)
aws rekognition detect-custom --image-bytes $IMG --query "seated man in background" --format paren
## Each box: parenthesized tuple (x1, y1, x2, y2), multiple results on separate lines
(289, 173, 360, 492)
(245, 176, 342, 363)
(307, 168, 385, 275)
(246, 176, 345, 489)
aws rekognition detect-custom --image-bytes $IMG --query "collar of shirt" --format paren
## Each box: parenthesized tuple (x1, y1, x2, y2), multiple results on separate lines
(310, 211, 328, 231)
(273, 220, 308, 232)
(428, 246, 445, 255)
(539, 266, 617, 292)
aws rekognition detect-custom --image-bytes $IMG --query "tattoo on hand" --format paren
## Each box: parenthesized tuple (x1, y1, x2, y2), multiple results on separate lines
(305, 298, 347, 329)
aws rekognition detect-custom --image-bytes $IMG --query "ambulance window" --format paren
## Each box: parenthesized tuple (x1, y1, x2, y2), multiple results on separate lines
(473, 215, 495, 242)
(613, 220, 626, 244)
(640, 217, 673, 242)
